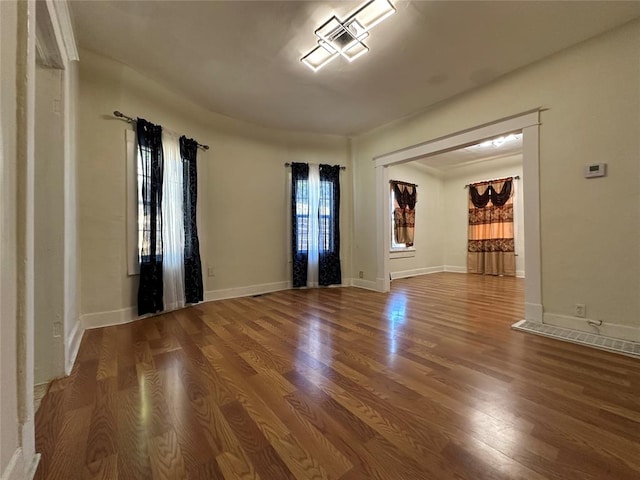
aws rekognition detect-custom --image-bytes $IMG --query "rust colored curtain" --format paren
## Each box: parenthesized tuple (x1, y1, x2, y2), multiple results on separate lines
(391, 181, 417, 247)
(467, 178, 515, 276)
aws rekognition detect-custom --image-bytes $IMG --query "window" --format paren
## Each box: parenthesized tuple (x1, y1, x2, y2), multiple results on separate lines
(390, 185, 406, 250)
(291, 163, 342, 288)
(294, 179, 336, 253)
(319, 180, 335, 251)
(136, 144, 163, 263)
(389, 180, 417, 258)
(294, 179, 309, 252)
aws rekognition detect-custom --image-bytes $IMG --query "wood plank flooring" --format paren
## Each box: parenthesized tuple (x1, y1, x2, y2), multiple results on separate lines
(35, 273, 640, 479)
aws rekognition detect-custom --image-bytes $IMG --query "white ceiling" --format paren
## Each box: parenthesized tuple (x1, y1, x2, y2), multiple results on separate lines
(69, 1, 640, 136)
(419, 133, 523, 172)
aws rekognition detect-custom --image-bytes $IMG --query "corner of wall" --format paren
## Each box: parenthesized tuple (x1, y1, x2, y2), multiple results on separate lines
(64, 319, 83, 375)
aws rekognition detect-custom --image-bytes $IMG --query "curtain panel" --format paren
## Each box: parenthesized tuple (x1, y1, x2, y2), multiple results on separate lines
(318, 164, 342, 286)
(467, 177, 516, 276)
(161, 131, 186, 312)
(137, 118, 164, 315)
(180, 136, 204, 304)
(391, 181, 417, 247)
(291, 163, 309, 287)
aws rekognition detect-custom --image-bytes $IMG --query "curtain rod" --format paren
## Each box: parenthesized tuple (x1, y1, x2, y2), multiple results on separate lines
(464, 175, 520, 188)
(284, 162, 346, 170)
(390, 179, 418, 187)
(113, 110, 209, 150)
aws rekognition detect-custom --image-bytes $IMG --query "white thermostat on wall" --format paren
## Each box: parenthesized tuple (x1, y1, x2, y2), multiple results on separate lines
(584, 163, 607, 178)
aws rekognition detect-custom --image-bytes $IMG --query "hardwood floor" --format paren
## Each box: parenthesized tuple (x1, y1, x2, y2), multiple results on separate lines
(35, 273, 640, 479)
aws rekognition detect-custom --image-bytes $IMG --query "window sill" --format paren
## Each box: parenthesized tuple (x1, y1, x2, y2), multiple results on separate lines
(390, 248, 416, 259)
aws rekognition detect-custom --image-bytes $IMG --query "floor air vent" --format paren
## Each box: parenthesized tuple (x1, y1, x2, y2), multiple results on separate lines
(512, 320, 640, 358)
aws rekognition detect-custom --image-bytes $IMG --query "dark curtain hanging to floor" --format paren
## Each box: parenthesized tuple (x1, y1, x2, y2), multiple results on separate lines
(180, 136, 204, 304)
(137, 118, 164, 315)
(291, 162, 309, 287)
(318, 164, 342, 286)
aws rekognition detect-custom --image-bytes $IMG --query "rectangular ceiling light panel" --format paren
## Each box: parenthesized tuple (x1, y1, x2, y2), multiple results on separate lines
(301, 44, 338, 72)
(350, 0, 396, 32)
(301, 0, 395, 71)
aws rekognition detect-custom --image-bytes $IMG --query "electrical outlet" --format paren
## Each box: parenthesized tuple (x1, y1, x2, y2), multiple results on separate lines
(53, 322, 62, 338)
(358, 271, 364, 279)
(575, 304, 586, 318)
(207, 266, 215, 277)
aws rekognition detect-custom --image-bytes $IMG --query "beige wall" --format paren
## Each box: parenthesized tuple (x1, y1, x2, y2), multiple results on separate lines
(78, 49, 351, 324)
(442, 155, 524, 275)
(353, 20, 640, 335)
(1, 0, 21, 473)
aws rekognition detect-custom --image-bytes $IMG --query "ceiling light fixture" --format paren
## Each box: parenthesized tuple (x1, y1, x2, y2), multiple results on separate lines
(301, 0, 396, 72)
(472, 133, 522, 149)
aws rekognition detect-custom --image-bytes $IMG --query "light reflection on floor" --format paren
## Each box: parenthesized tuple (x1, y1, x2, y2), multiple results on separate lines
(297, 315, 333, 382)
(385, 291, 408, 355)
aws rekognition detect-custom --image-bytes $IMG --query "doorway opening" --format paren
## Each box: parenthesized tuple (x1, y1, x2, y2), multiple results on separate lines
(375, 111, 542, 323)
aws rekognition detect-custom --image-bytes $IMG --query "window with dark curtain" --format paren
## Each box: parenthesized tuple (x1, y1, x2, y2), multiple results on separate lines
(318, 164, 341, 286)
(291, 163, 341, 288)
(291, 162, 309, 287)
(136, 118, 164, 315)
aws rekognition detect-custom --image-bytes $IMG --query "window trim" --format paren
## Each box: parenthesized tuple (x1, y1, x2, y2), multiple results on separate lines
(389, 248, 416, 259)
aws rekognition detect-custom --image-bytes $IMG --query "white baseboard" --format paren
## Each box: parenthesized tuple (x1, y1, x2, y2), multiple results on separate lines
(525, 303, 543, 323)
(390, 266, 444, 280)
(81, 306, 137, 330)
(1, 448, 39, 480)
(205, 281, 291, 302)
(1, 448, 25, 480)
(65, 319, 83, 375)
(81, 281, 294, 330)
(351, 278, 379, 291)
(24, 453, 39, 480)
(543, 313, 640, 343)
(443, 265, 526, 278)
(443, 265, 466, 273)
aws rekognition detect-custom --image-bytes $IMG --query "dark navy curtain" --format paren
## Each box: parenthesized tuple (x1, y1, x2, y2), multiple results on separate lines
(137, 118, 164, 315)
(319, 164, 341, 286)
(179, 136, 204, 304)
(291, 163, 309, 287)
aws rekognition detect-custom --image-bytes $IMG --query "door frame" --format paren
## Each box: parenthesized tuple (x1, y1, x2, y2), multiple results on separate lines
(374, 110, 543, 322)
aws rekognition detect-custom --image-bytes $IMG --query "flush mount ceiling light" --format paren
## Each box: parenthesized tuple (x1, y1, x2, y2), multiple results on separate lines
(301, 0, 396, 72)
(470, 133, 522, 149)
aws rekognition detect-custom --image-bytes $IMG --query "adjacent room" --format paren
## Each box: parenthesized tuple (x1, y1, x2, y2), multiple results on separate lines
(2, 1, 640, 479)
